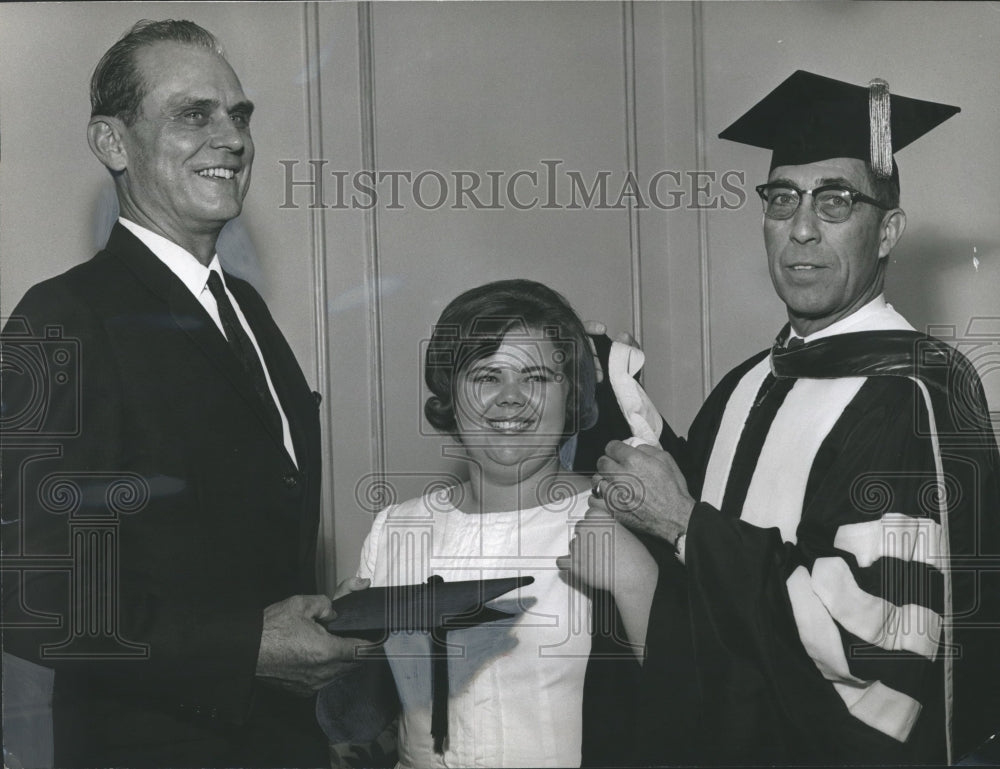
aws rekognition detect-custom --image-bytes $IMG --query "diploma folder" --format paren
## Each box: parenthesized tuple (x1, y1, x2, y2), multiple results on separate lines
(324, 575, 534, 640)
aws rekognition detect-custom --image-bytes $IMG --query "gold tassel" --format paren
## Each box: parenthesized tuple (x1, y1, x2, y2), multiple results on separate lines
(868, 78, 893, 179)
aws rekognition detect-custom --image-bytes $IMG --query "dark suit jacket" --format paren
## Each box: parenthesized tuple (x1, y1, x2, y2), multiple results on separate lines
(1, 224, 329, 767)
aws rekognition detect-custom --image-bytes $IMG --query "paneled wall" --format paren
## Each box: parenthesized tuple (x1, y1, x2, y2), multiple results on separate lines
(697, 1, 1000, 385)
(312, 1, 704, 585)
(311, 1, 1000, 586)
(2, 2, 997, 592)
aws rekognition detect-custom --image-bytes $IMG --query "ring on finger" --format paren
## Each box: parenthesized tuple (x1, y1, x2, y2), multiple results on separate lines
(591, 477, 606, 499)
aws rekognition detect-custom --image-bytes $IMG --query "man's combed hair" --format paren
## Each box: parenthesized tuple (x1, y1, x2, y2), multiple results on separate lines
(90, 19, 223, 125)
(867, 161, 901, 209)
(424, 279, 598, 440)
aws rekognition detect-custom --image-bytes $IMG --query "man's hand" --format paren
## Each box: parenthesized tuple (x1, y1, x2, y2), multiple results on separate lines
(594, 440, 695, 546)
(255, 592, 369, 697)
(583, 321, 638, 383)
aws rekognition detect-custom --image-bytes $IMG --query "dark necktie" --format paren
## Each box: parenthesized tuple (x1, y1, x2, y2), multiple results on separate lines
(206, 271, 283, 436)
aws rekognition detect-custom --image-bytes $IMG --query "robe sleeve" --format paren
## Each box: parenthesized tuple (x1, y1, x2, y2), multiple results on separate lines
(643, 374, 993, 764)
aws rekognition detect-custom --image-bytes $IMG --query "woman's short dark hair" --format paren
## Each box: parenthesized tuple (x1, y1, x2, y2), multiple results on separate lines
(90, 19, 223, 125)
(424, 279, 598, 441)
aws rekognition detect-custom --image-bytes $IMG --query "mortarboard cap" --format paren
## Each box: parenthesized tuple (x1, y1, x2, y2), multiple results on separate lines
(323, 574, 533, 640)
(319, 575, 534, 753)
(718, 70, 960, 178)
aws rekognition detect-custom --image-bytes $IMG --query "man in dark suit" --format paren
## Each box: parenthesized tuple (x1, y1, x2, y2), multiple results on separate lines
(1, 20, 361, 767)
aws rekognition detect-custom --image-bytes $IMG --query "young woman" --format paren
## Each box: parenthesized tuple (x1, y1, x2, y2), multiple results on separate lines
(355, 279, 600, 767)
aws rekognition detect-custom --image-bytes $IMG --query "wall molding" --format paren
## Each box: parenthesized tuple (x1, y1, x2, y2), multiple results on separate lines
(303, 1, 335, 588)
(691, 0, 712, 397)
(357, 2, 388, 480)
(621, 0, 643, 342)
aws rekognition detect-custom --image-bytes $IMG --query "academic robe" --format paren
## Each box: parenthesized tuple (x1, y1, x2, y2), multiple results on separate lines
(1, 224, 329, 767)
(579, 327, 1000, 766)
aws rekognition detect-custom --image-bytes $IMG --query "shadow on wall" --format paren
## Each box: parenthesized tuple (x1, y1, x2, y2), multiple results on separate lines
(90, 179, 266, 293)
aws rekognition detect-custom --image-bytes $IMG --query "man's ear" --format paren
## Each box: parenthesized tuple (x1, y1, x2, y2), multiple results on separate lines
(87, 116, 128, 172)
(878, 208, 907, 259)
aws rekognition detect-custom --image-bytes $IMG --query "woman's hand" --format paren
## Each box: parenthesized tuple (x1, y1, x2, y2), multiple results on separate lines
(583, 320, 639, 382)
(332, 576, 371, 600)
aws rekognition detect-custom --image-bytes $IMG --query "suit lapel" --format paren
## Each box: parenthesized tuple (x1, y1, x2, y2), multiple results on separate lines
(228, 278, 309, 469)
(106, 224, 292, 461)
(228, 277, 322, 576)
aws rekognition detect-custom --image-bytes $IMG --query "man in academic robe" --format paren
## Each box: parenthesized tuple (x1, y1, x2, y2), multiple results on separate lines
(1, 20, 365, 768)
(568, 71, 1000, 765)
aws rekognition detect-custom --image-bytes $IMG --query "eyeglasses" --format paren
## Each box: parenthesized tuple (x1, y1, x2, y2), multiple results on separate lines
(755, 183, 891, 223)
